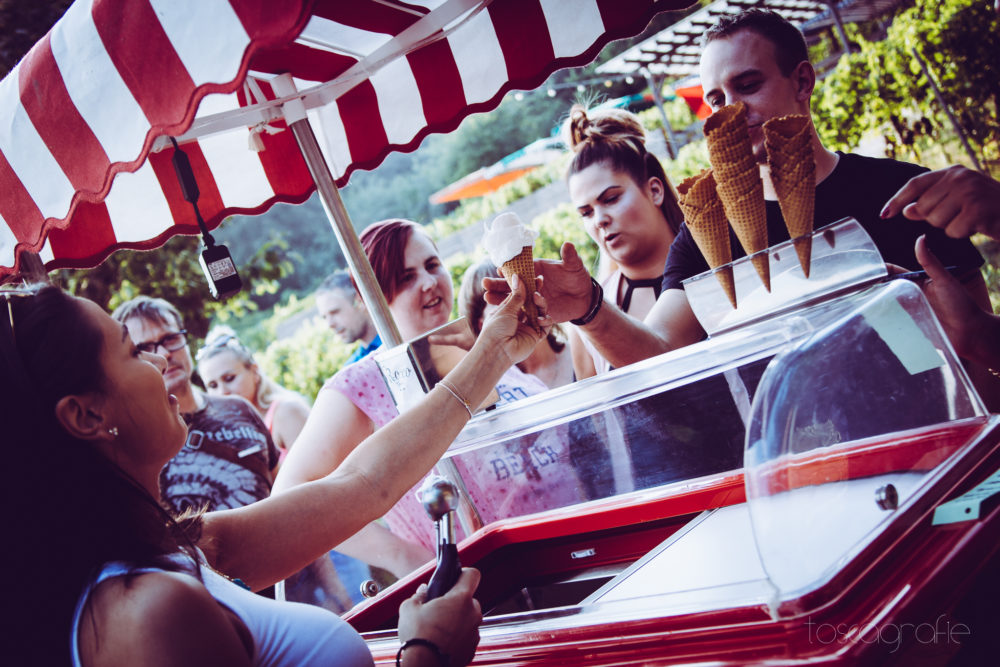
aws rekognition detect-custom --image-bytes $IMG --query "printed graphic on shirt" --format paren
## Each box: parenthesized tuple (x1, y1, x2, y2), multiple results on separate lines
(160, 395, 276, 514)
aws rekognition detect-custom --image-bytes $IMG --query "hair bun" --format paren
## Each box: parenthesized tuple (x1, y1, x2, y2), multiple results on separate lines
(567, 104, 592, 152)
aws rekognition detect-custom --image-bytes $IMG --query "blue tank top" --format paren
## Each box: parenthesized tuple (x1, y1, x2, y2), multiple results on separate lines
(70, 553, 373, 666)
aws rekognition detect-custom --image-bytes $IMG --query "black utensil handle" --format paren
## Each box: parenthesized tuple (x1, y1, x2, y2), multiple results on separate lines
(426, 544, 461, 600)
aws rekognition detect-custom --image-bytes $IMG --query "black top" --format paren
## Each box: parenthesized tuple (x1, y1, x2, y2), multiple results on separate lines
(663, 152, 984, 291)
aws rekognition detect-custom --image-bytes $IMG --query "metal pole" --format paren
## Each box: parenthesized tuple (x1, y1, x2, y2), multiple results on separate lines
(911, 48, 985, 174)
(272, 75, 404, 347)
(825, 1, 853, 54)
(643, 70, 678, 160)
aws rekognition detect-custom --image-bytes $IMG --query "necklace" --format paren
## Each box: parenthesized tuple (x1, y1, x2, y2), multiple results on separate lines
(621, 275, 663, 313)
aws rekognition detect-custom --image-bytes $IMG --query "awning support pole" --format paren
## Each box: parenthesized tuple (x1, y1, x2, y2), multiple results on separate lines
(272, 75, 404, 348)
(825, 1, 853, 55)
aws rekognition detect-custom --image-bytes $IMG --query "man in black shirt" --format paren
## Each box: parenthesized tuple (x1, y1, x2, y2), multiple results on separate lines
(485, 9, 992, 383)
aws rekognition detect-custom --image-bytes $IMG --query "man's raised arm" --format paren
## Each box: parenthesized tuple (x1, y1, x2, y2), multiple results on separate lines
(484, 242, 705, 369)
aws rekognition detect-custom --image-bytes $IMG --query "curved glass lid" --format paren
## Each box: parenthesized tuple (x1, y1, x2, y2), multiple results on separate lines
(744, 278, 986, 612)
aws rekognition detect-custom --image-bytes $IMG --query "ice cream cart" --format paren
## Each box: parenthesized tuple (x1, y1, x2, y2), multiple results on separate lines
(2, 2, 997, 664)
(347, 220, 1000, 665)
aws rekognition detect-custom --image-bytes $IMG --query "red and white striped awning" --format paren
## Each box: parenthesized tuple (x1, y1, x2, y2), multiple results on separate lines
(0, 0, 693, 279)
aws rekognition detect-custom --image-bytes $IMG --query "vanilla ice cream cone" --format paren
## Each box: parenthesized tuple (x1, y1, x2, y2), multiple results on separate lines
(482, 212, 541, 331)
(499, 246, 540, 330)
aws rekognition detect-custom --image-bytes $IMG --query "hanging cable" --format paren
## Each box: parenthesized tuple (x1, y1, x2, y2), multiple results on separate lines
(169, 137, 243, 299)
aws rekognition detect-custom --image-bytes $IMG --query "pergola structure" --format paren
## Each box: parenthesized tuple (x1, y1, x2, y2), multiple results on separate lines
(597, 0, 910, 156)
(599, 0, 909, 78)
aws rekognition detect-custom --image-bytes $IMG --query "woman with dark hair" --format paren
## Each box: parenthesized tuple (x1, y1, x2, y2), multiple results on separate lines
(2, 280, 544, 666)
(563, 104, 683, 378)
(275, 220, 583, 573)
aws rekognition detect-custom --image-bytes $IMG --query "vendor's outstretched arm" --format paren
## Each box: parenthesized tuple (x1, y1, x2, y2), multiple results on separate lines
(484, 242, 705, 368)
(915, 235, 1000, 411)
(574, 287, 705, 367)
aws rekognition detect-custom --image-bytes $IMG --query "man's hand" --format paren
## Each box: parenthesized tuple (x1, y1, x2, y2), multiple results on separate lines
(397, 568, 482, 667)
(915, 234, 993, 362)
(483, 242, 594, 323)
(881, 165, 1000, 240)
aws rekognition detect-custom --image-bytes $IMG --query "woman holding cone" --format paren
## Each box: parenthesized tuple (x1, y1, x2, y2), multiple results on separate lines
(274, 219, 582, 579)
(563, 104, 684, 378)
(4, 281, 545, 665)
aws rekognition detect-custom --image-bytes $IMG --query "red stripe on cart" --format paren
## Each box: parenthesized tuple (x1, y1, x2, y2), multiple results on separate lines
(147, 142, 225, 229)
(339, 80, 389, 167)
(490, 0, 555, 82)
(46, 200, 117, 262)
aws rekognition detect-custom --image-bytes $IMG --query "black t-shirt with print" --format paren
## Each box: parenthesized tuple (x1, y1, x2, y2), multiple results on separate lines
(160, 394, 279, 514)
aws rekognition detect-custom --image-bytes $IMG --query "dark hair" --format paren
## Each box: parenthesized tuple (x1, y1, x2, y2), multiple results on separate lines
(458, 258, 565, 353)
(2, 285, 199, 665)
(110, 294, 184, 329)
(360, 219, 431, 304)
(703, 8, 809, 76)
(316, 270, 357, 298)
(565, 105, 683, 235)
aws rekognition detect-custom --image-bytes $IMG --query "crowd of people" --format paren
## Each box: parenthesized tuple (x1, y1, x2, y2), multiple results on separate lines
(5, 7, 1000, 667)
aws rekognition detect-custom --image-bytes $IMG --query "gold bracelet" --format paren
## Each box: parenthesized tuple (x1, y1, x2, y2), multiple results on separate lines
(438, 379, 474, 418)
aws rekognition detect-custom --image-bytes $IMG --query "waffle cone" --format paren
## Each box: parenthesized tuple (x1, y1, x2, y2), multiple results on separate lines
(718, 183, 770, 291)
(764, 114, 815, 277)
(679, 170, 737, 309)
(500, 246, 540, 330)
(704, 103, 770, 292)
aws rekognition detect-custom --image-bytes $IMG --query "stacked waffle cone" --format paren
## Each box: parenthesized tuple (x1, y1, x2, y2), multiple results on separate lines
(499, 247, 541, 331)
(764, 114, 815, 277)
(703, 102, 771, 292)
(678, 170, 737, 309)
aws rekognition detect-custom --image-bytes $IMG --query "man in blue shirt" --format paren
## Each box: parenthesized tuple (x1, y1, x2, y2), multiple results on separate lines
(315, 271, 380, 363)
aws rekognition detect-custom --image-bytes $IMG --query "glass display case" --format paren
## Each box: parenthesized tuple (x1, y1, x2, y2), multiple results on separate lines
(348, 219, 999, 664)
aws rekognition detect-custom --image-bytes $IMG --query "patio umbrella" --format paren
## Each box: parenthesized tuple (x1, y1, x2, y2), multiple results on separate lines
(0, 0, 695, 344)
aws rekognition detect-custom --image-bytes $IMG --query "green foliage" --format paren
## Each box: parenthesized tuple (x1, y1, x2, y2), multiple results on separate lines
(533, 203, 599, 273)
(55, 233, 293, 339)
(258, 315, 354, 403)
(635, 96, 697, 136)
(813, 0, 999, 170)
(662, 139, 711, 186)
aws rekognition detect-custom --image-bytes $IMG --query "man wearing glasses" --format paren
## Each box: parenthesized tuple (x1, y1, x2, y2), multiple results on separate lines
(112, 296, 279, 515)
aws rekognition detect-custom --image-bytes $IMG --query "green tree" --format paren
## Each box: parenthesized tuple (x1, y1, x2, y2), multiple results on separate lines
(813, 0, 999, 169)
(54, 234, 293, 340)
(259, 316, 353, 402)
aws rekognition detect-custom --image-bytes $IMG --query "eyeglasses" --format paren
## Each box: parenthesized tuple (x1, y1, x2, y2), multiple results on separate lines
(136, 330, 188, 354)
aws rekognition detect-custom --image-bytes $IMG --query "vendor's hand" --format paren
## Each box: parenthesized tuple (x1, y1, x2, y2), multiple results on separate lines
(397, 568, 482, 667)
(477, 274, 551, 366)
(881, 165, 1000, 240)
(483, 242, 594, 323)
(915, 234, 992, 361)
